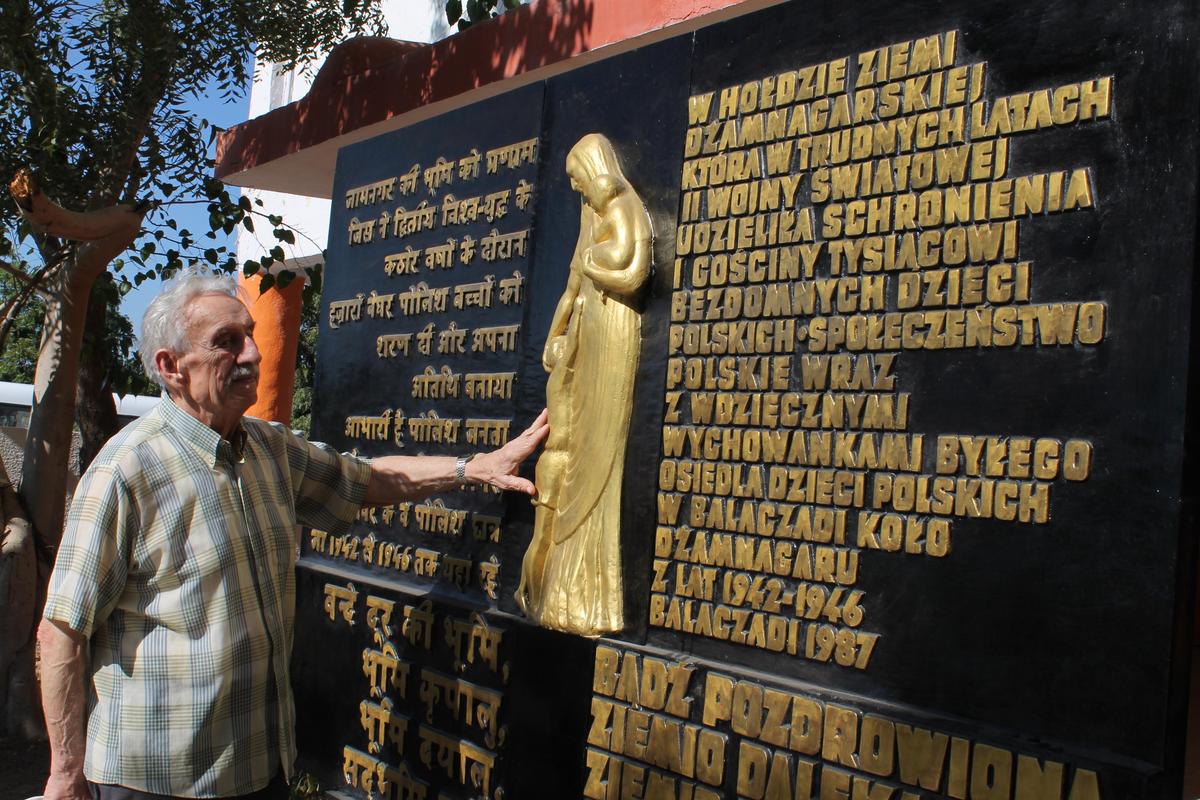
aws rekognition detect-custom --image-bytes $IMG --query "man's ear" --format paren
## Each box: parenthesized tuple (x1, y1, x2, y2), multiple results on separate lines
(154, 349, 184, 392)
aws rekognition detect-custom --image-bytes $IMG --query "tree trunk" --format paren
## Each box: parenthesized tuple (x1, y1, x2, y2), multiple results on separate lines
(76, 280, 121, 471)
(3, 252, 127, 742)
(10, 168, 143, 548)
(1, 169, 145, 740)
(21, 261, 107, 548)
(0, 460, 42, 738)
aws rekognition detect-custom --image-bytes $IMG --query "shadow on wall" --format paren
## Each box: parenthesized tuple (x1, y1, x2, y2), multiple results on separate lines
(222, 1, 595, 178)
(422, 0, 597, 95)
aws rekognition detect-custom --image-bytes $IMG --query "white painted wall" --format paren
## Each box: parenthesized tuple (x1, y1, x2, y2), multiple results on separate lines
(384, 3, 454, 46)
(236, 0, 452, 269)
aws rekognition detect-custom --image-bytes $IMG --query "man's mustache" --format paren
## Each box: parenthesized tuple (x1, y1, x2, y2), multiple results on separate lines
(226, 365, 259, 387)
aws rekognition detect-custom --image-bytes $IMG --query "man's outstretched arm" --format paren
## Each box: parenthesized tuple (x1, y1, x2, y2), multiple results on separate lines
(39, 618, 90, 800)
(364, 408, 549, 504)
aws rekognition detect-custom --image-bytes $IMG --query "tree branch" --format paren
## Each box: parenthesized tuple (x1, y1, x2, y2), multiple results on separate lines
(0, 265, 49, 353)
(0, 258, 34, 287)
(0, 249, 61, 342)
(0, 0, 59, 143)
(10, 168, 148, 243)
(73, 226, 143, 287)
(89, 0, 178, 209)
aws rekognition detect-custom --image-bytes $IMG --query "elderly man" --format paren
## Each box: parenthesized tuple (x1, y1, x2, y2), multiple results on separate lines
(39, 272, 548, 800)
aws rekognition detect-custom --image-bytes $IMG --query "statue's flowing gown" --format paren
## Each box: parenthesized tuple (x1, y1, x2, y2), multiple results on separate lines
(533, 256, 640, 634)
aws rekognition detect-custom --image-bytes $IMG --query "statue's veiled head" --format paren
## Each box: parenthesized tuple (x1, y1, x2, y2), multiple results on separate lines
(566, 134, 625, 210)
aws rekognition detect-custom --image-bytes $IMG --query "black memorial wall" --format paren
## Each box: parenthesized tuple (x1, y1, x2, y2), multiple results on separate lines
(299, 1, 1199, 797)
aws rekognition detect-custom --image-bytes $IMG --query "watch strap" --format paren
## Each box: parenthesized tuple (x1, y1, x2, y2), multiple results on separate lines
(455, 453, 476, 482)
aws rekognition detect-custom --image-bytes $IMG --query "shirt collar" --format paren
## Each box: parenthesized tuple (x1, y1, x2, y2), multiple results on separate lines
(158, 396, 247, 468)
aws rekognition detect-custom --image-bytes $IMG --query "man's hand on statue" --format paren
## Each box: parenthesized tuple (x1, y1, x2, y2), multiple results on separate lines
(466, 408, 550, 495)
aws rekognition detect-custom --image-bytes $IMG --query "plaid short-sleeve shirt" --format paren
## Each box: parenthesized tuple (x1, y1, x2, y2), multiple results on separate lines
(44, 398, 371, 798)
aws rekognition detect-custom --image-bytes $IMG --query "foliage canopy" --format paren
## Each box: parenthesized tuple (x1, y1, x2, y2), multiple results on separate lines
(445, 0, 522, 31)
(0, 0, 389, 325)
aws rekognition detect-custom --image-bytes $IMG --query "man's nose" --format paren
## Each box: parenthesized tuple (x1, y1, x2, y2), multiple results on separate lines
(241, 333, 262, 365)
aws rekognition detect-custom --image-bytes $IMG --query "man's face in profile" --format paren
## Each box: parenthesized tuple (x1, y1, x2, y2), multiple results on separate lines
(174, 293, 261, 426)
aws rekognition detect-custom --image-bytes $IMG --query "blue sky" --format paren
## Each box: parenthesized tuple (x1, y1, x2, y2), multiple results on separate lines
(118, 90, 250, 331)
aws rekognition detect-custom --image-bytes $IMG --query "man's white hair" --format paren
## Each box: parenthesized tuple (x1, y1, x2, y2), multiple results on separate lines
(140, 271, 239, 389)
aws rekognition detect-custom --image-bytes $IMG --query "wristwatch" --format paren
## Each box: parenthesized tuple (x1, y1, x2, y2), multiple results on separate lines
(455, 453, 476, 482)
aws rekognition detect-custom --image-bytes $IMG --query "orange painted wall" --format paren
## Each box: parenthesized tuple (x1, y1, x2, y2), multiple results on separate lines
(237, 273, 305, 424)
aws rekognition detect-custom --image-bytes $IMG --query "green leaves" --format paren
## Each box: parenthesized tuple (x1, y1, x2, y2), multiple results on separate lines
(253, 0, 388, 71)
(446, 0, 524, 30)
(202, 177, 224, 200)
(0, 272, 46, 385)
(0, 0, 408, 393)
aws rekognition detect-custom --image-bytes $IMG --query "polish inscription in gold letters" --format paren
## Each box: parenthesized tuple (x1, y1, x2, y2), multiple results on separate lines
(584, 644, 1102, 800)
(656, 30, 1109, 668)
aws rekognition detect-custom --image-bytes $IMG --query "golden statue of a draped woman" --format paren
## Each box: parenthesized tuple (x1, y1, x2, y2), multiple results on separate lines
(515, 134, 652, 635)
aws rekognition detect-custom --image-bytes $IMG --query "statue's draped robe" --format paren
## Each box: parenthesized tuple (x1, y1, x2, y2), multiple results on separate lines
(518, 133, 651, 636)
(532, 214, 640, 632)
